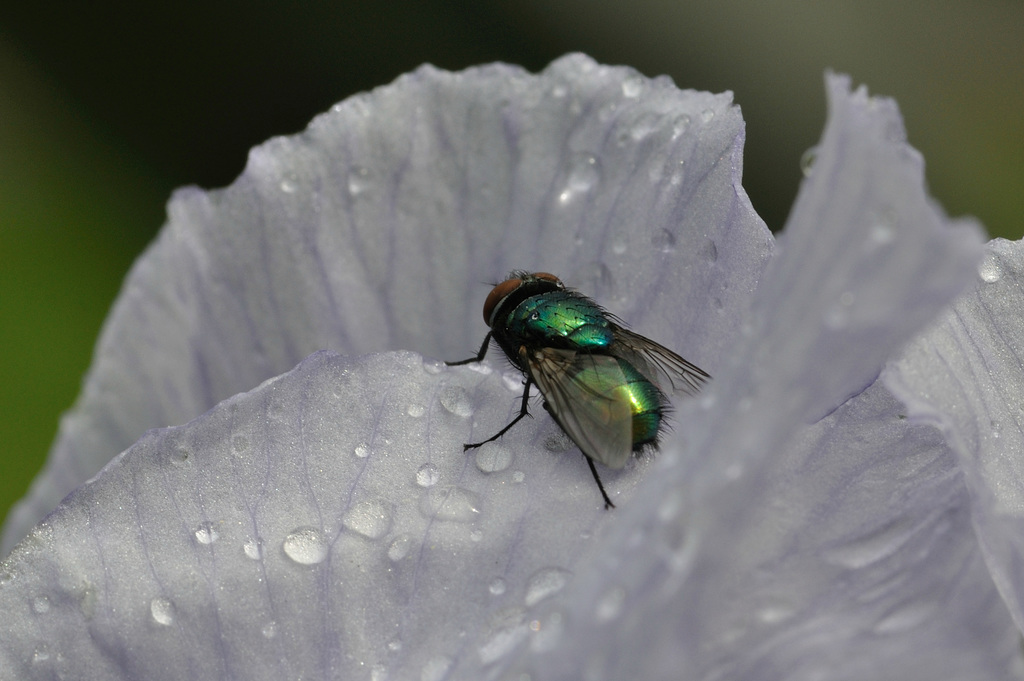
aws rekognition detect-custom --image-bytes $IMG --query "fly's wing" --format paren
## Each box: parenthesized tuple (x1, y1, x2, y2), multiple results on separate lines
(609, 324, 710, 396)
(520, 347, 635, 469)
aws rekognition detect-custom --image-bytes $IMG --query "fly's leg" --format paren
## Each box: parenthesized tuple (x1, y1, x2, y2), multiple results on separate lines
(447, 332, 493, 366)
(584, 455, 616, 509)
(463, 377, 534, 451)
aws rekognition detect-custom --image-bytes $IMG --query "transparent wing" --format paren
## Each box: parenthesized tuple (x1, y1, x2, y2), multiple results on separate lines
(521, 347, 635, 469)
(609, 324, 710, 397)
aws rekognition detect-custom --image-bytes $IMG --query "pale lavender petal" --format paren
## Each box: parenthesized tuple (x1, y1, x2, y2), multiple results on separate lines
(479, 75, 1010, 680)
(886, 237, 1024, 632)
(1, 57, 771, 679)
(3, 54, 769, 554)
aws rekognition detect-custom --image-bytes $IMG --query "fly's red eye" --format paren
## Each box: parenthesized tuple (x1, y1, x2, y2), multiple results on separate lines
(532, 272, 562, 285)
(483, 278, 522, 326)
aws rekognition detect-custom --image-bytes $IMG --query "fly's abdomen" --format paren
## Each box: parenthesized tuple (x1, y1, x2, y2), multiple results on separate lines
(616, 360, 665, 448)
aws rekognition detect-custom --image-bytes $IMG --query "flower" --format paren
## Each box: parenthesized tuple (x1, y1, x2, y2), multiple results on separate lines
(2, 55, 1020, 680)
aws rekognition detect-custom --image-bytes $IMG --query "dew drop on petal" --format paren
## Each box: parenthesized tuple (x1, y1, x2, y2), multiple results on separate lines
(407, 403, 425, 418)
(440, 386, 474, 417)
(169, 446, 190, 466)
(595, 586, 626, 622)
(421, 655, 452, 681)
(671, 114, 691, 138)
(476, 442, 513, 473)
(243, 537, 263, 560)
(652, 229, 676, 253)
(524, 567, 573, 607)
(232, 435, 250, 453)
(470, 529, 484, 542)
(150, 597, 175, 626)
(279, 178, 297, 193)
(478, 615, 530, 664)
(502, 371, 525, 392)
(416, 463, 441, 487)
(489, 577, 507, 596)
(283, 527, 328, 565)
(544, 432, 573, 452)
(31, 595, 50, 614)
(419, 486, 481, 522)
(262, 621, 278, 638)
(978, 253, 1003, 283)
(343, 499, 393, 539)
(348, 166, 371, 196)
(388, 533, 414, 561)
(388, 638, 403, 652)
(558, 154, 600, 205)
(700, 108, 715, 123)
(194, 521, 220, 545)
(512, 471, 526, 484)
(31, 645, 50, 664)
(621, 76, 643, 98)
(354, 443, 372, 459)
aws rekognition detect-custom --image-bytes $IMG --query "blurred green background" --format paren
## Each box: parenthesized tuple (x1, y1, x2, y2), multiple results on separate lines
(1, 0, 1020, 527)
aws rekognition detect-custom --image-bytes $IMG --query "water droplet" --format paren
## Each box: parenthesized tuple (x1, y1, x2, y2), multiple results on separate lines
(470, 529, 484, 542)
(551, 84, 567, 98)
(388, 638, 403, 652)
(370, 663, 389, 681)
(354, 442, 372, 458)
(558, 154, 600, 205)
(419, 486, 481, 522)
(348, 167, 371, 196)
(407, 403, 426, 418)
(243, 537, 263, 560)
(150, 597, 175, 626)
(388, 533, 414, 561)
(870, 222, 895, 246)
(262, 620, 278, 638)
(502, 371, 525, 392)
(611, 235, 628, 255)
(652, 229, 677, 253)
(625, 113, 659, 143)
(343, 499, 393, 539)
(595, 586, 626, 622)
(279, 178, 297, 193)
(31, 595, 50, 614)
(194, 521, 220, 545)
(800, 146, 819, 177)
(524, 567, 572, 607)
(478, 612, 530, 664)
(671, 114, 691, 138)
(169, 446, 190, 465)
(476, 442, 513, 473)
(423, 359, 445, 374)
(232, 435, 250, 453)
(978, 253, 1002, 283)
(440, 386, 474, 417)
(700, 108, 715, 123)
(416, 463, 440, 487)
(283, 527, 328, 565)
(489, 577, 507, 596)
(421, 655, 452, 681)
(621, 76, 643, 98)
(512, 471, 526, 484)
(670, 160, 686, 186)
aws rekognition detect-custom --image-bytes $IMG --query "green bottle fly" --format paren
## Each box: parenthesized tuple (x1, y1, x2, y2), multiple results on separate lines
(449, 271, 709, 508)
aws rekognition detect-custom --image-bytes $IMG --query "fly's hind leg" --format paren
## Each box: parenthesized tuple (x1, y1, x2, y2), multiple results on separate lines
(584, 455, 616, 509)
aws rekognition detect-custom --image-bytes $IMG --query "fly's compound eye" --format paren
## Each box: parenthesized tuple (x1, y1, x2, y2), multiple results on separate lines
(531, 272, 563, 287)
(483, 277, 524, 326)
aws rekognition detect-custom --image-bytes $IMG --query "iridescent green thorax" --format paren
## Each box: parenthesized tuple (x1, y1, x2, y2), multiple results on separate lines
(505, 291, 614, 351)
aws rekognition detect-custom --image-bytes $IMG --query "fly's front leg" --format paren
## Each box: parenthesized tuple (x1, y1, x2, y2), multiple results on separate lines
(463, 377, 534, 451)
(447, 332, 493, 366)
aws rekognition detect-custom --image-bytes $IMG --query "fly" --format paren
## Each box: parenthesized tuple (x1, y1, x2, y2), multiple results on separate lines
(448, 271, 709, 508)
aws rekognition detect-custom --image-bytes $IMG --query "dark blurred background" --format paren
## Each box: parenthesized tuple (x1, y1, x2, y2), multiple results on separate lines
(1, 0, 1020, 523)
